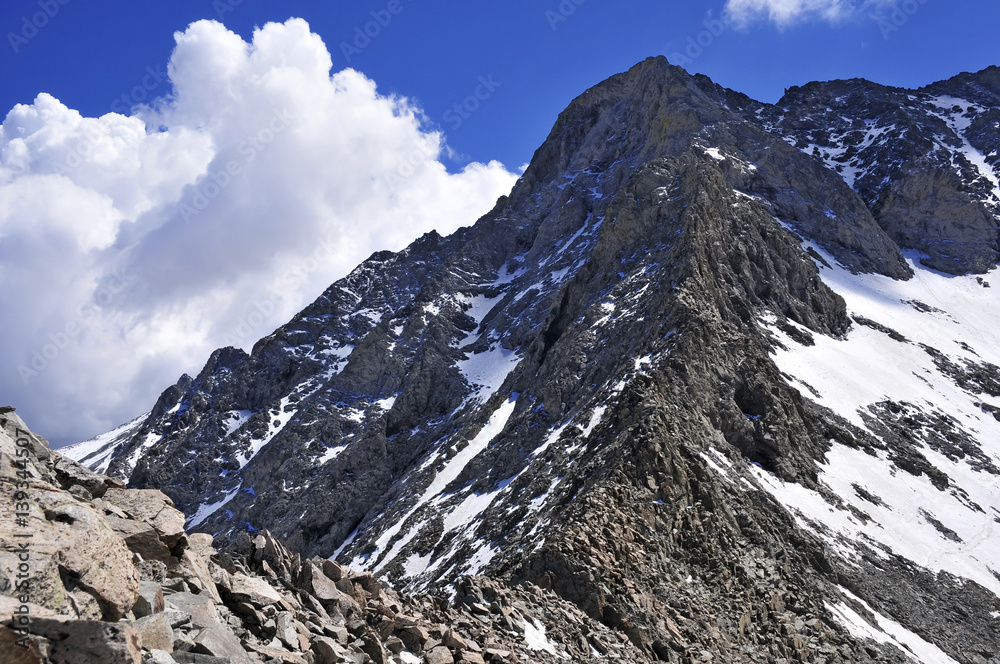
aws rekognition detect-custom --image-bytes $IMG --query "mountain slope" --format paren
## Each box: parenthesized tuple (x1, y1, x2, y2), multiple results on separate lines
(65, 57, 1000, 663)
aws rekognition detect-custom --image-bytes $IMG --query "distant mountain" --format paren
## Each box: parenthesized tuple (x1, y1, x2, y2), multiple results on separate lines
(65, 57, 1000, 663)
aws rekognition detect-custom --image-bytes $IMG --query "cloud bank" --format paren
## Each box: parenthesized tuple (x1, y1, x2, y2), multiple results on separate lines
(0, 18, 518, 445)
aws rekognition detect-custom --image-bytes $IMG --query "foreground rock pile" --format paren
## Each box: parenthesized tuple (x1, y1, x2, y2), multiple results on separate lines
(1, 407, 648, 663)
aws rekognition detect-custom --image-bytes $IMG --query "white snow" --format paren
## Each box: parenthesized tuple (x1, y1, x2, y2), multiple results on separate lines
(188, 484, 241, 528)
(398, 652, 421, 664)
(330, 525, 359, 561)
(553, 213, 594, 256)
(789, 119, 895, 190)
(439, 490, 501, 535)
(494, 260, 527, 285)
(464, 540, 500, 576)
(523, 619, 567, 658)
(318, 445, 347, 465)
(826, 588, 960, 664)
(703, 147, 726, 161)
(61, 411, 149, 474)
(765, 240, 1000, 430)
(224, 410, 253, 436)
(241, 396, 296, 469)
(580, 405, 607, 438)
(753, 238, 1000, 595)
(512, 279, 545, 303)
(456, 345, 521, 402)
(532, 421, 570, 459)
(124, 431, 163, 479)
(453, 292, 504, 347)
(374, 396, 396, 410)
(416, 395, 517, 505)
(318, 343, 354, 361)
(354, 308, 383, 324)
(750, 442, 1000, 594)
(403, 552, 432, 577)
(927, 96, 1000, 203)
(342, 406, 365, 423)
(353, 395, 519, 575)
(549, 265, 573, 282)
(700, 448, 738, 486)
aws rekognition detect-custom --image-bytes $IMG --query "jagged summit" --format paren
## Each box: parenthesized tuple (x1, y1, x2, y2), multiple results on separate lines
(63, 59, 1000, 663)
(755, 64, 1000, 274)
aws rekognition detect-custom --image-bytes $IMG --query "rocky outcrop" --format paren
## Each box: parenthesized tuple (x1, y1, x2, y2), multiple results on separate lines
(2, 408, 649, 663)
(2, 407, 140, 621)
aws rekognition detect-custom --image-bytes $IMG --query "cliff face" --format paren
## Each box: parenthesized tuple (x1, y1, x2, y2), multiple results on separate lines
(63, 57, 1000, 663)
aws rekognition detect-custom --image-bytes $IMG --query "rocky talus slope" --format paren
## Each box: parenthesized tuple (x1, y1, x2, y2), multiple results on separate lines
(63, 57, 1000, 663)
(2, 408, 652, 663)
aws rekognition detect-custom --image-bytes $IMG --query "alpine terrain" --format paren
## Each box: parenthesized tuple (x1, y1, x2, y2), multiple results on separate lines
(54, 57, 1000, 663)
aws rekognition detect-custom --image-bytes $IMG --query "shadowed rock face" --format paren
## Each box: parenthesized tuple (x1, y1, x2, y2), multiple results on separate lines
(63, 57, 1000, 663)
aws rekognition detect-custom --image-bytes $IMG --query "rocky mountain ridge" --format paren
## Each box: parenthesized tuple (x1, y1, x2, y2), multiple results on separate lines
(59, 57, 1000, 663)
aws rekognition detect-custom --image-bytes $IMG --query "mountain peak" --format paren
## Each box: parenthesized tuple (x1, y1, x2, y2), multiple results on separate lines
(63, 58, 1000, 663)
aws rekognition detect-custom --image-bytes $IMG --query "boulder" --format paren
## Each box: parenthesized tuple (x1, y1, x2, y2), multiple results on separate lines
(191, 623, 255, 664)
(424, 645, 455, 664)
(186, 533, 217, 559)
(245, 641, 309, 663)
(0, 491, 140, 620)
(2, 616, 142, 664)
(106, 514, 173, 562)
(443, 630, 469, 652)
(133, 581, 166, 617)
(208, 561, 232, 593)
(170, 549, 222, 603)
(52, 455, 108, 498)
(309, 635, 346, 664)
(102, 488, 186, 548)
(147, 650, 180, 664)
(321, 560, 346, 582)
(138, 559, 169, 583)
(274, 611, 299, 650)
(230, 572, 283, 606)
(249, 532, 300, 584)
(132, 612, 175, 652)
(162, 609, 193, 629)
(303, 561, 358, 611)
(360, 632, 388, 664)
(0, 409, 50, 464)
(397, 625, 430, 653)
(385, 636, 405, 654)
(165, 592, 219, 628)
(323, 623, 350, 644)
(172, 652, 232, 664)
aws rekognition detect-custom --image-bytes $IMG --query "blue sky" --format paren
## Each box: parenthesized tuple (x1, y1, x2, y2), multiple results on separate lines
(3, 1, 998, 170)
(1, 0, 998, 445)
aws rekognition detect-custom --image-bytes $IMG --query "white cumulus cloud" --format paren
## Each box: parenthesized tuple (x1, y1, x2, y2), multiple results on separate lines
(0, 18, 518, 445)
